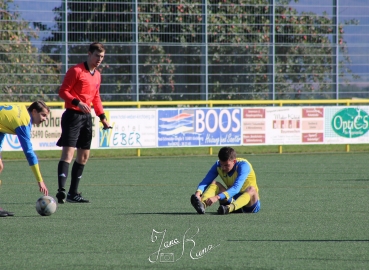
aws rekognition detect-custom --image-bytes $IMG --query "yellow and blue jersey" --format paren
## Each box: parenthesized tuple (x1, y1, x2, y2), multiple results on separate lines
(197, 158, 258, 200)
(0, 104, 43, 182)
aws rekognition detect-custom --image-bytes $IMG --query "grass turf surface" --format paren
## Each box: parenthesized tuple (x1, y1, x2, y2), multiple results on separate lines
(0, 152, 368, 269)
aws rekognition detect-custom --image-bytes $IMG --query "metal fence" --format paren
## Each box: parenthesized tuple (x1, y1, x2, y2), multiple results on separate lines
(0, 0, 368, 102)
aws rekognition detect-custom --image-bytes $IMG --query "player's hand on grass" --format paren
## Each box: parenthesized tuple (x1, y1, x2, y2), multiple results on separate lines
(38, 181, 49, 196)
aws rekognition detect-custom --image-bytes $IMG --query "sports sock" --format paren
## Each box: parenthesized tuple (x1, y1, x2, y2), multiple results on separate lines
(232, 192, 251, 212)
(69, 161, 85, 195)
(58, 161, 69, 191)
(201, 183, 219, 206)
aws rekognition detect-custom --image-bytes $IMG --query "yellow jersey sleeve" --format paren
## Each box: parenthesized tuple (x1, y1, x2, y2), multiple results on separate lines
(30, 164, 43, 183)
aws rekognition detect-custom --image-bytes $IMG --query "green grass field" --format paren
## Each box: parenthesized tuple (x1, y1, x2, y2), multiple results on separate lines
(0, 152, 368, 269)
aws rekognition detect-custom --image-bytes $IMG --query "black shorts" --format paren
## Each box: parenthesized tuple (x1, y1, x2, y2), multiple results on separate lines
(56, 109, 93, 149)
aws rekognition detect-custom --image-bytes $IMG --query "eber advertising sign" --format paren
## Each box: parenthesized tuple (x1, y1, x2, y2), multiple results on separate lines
(98, 109, 157, 148)
(157, 108, 242, 147)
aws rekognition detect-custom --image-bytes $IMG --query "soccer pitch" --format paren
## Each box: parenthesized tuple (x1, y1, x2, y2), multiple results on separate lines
(0, 152, 368, 269)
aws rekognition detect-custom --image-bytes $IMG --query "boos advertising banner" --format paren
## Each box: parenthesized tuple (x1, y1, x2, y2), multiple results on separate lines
(157, 108, 242, 147)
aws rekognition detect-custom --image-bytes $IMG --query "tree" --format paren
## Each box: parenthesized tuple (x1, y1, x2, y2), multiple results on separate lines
(0, 0, 60, 102)
(136, 0, 356, 100)
(42, 1, 176, 101)
(41, 2, 133, 101)
(274, 0, 358, 100)
(40, 0, 356, 101)
(205, 0, 271, 100)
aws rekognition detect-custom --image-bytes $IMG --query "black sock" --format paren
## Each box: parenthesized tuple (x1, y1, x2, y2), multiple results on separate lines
(69, 161, 85, 195)
(58, 161, 69, 191)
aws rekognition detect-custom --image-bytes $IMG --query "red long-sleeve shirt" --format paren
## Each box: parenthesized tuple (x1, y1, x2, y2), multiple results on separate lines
(59, 62, 104, 116)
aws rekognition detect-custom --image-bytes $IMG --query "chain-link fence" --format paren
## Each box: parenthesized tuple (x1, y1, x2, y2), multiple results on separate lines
(0, 0, 368, 102)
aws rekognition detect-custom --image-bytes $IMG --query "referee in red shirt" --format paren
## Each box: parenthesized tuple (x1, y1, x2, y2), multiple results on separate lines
(56, 42, 111, 203)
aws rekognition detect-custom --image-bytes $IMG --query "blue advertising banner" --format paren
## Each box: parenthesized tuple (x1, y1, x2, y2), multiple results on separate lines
(158, 108, 242, 147)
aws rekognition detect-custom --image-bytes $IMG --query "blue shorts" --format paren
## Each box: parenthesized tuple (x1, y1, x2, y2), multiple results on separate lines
(221, 193, 261, 213)
(239, 200, 261, 213)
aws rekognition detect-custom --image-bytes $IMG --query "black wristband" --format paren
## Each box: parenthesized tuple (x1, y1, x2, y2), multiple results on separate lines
(71, 98, 80, 106)
(99, 113, 106, 121)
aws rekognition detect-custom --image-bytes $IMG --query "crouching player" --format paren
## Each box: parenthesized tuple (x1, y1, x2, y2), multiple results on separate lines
(190, 146, 260, 215)
(0, 101, 50, 217)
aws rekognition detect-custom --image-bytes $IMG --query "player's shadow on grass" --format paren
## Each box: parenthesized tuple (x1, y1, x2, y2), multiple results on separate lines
(6, 216, 45, 218)
(329, 178, 369, 181)
(125, 212, 196, 215)
(228, 239, 369, 242)
(126, 212, 223, 215)
(2, 202, 32, 205)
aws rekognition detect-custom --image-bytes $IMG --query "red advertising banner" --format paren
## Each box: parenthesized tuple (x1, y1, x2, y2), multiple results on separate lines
(302, 133, 324, 143)
(243, 134, 266, 144)
(242, 108, 266, 145)
(301, 107, 324, 143)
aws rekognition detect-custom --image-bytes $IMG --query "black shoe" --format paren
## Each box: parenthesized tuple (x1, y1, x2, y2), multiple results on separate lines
(190, 194, 205, 214)
(56, 189, 67, 204)
(0, 208, 14, 217)
(67, 192, 90, 203)
(217, 205, 230, 215)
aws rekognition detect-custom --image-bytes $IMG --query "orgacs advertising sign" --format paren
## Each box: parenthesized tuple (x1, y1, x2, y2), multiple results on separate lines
(331, 108, 369, 138)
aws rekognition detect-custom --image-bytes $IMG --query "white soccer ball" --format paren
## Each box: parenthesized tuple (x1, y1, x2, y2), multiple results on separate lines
(36, 196, 57, 216)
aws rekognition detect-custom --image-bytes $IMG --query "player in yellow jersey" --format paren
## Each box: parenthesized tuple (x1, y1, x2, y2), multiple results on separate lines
(0, 101, 50, 217)
(190, 146, 260, 215)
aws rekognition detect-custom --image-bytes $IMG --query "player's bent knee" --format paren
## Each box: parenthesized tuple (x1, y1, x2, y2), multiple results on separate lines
(245, 186, 257, 194)
(214, 181, 227, 191)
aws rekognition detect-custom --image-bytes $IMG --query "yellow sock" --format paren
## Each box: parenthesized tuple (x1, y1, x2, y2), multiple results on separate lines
(233, 193, 251, 211)
(201, 183, 219, 204)
(228, 203, 235, 212)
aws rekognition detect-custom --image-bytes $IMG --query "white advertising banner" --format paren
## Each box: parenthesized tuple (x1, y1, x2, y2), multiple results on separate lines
(1, 109, 100, 152)
(265, 107, 302, 145)
(242, 106, 330, 145)
(99, 109, 157, 148)
(242, 107, 322, 145)
(2, 109, 63, 152)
